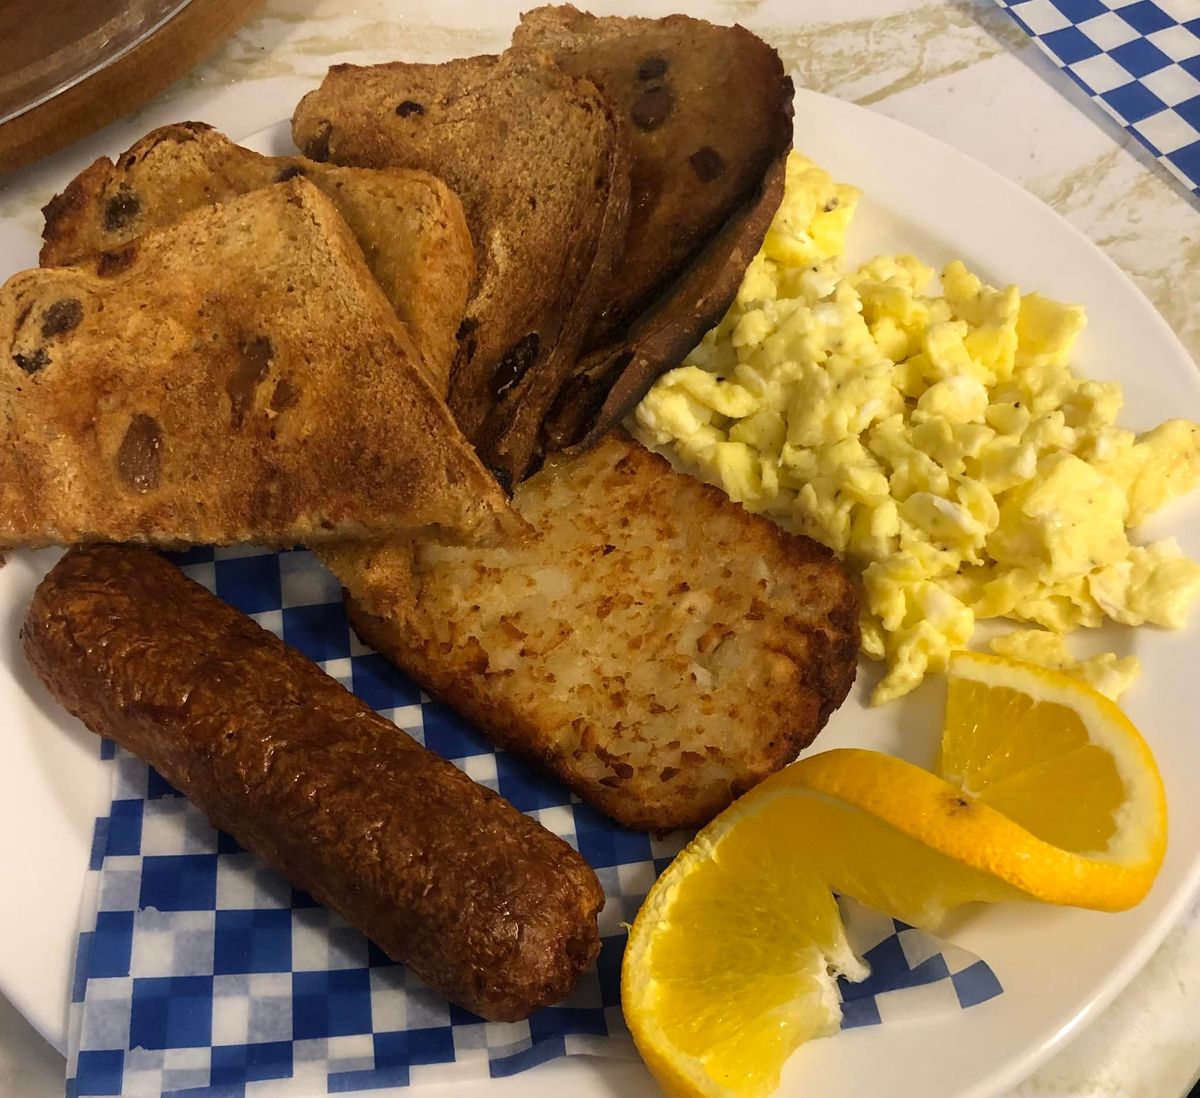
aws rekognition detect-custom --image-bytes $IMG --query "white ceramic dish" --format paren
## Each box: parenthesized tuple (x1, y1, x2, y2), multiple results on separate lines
(0, 87, 1197, 1098)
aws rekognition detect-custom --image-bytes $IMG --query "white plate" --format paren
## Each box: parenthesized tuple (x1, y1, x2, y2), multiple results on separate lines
(0, 87, 1197, 1098)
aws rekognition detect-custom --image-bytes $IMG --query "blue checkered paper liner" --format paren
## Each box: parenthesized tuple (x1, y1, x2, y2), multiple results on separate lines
(65, 546, 1003, 1097)
(995, 0, 1200, 198)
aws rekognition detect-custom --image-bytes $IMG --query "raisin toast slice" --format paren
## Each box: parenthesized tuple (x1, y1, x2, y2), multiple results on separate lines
(0, 179, 516, 550)
(292, 49, 630, 486)
(513, 5, 794, 451)
(40, 122, 473, 395)
(330, 432, 858, 832)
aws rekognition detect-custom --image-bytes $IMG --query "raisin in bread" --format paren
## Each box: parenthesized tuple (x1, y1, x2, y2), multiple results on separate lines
(0, 180, 516, 550)
(330, 432, 858, 832)
(40, 122, 473, 395)
(292, 49, 630, 486)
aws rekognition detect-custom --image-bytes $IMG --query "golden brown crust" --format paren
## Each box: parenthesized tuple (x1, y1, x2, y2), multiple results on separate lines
(1, 180, 516, 550)
(292, 50, 631, 484)
(24, 545, 603, 1022)
(39, 121, 474, 395)
(331, 432, 859, 832)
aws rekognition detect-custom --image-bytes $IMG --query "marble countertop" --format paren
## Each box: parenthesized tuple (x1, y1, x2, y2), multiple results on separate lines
(0, 0, 1197, 1095)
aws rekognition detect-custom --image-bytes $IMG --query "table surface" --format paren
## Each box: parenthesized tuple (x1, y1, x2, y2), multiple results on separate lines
(0, 0, 1198, 1095)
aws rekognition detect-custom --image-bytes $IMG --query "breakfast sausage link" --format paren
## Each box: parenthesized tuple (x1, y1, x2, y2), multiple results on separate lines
(23, 545, 604, 1022)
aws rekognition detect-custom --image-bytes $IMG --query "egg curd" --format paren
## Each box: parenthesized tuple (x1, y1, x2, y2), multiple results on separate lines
(635, 153, 1200, 704)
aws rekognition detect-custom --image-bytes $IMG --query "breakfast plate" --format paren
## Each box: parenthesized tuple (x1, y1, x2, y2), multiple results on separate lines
(0, 85, 1198, 1098)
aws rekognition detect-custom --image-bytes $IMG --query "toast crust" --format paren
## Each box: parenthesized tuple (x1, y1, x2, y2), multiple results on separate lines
(544, 155, 788, 452)
(2, 180, 515, 550)
(40, 121, 474, 395)
(331, 432, 858, 831)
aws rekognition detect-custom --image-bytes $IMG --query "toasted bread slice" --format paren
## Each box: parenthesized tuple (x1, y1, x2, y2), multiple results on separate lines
(39, 122, 473, 395)
(514, 5, 794, 340)
(329, 432, 858, 832)
(0, 179, 515, 550)
(292, 49, 630, 486)
(514, 6, 794, 452)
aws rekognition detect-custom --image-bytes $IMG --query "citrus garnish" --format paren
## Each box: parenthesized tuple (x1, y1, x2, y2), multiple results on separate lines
(938, 650, 1165, 873)
(622, 653, 1167, 1098)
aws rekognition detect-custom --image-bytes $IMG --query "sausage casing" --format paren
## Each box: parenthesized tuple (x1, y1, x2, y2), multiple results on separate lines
(23, 545, 604, 1022)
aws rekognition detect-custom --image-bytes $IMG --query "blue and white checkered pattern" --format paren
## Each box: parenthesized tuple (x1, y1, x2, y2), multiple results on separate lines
(995, 0, 1200, 198)
(66, 547, 1002, 1097)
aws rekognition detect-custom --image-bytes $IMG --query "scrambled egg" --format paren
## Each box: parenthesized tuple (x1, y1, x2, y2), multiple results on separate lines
(635, 153, 1200, 704)
(988, 630, 1140, 701)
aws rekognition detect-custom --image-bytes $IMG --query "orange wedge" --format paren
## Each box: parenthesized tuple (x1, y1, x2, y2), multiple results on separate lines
(622, 652, 1167, 1098)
